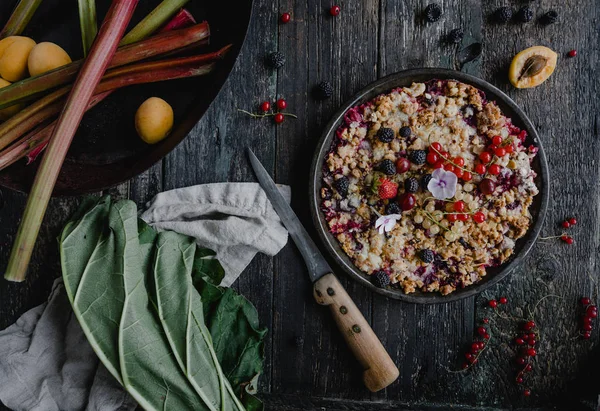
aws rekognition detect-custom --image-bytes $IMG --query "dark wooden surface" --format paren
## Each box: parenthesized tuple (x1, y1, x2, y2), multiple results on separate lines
(1, 1, 599, 410)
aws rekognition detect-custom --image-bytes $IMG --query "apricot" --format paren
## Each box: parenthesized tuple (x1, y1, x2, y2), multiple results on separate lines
(0, 36, 36, 82)
(135, 97, 174, 144)
(509, 46, 557, 89)
(0, 78, 23, 121)
(28, 42, 72, 77)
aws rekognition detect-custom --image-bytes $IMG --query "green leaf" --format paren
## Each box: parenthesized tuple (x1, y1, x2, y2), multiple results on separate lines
(77, 0, 98, 56)
(60, 197, 267, 411)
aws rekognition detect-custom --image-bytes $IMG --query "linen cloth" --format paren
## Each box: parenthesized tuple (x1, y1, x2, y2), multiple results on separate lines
(0, 183, 289, 410)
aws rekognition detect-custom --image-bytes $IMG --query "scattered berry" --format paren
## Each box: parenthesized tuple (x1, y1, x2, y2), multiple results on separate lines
(516, 357, 526, 365)
(419, 249, 435, 264)
(377, 127, 395, 143)
(386, 202, 401, 215)
(399, 192, 416, 211)
(526, 348, 537, 357)
(569, 217, 577, 225)
(421, 174, 432, 189)
(562, 220, 570, 229)
(473, 212, 486, 223)
(540, 10, 558, 25)
(479, 179, 496, 195)
(492, 135, 503, 146)
(516, 377, 524, 384)
(516, 6, 533, 23)
(396, 158, 411, 173)
(379, 159, 397, 175)
(274, 113, 285, 124)
(505, 144, 514, 154)
(471, 342, 480, 352)
(489, 164, 502, 175)
(563, 235, 574, 245)
(276, 98, 287, 110)
(477, 326, 487, 336)
(265, 52, 285, 69)
(334, 176, 349, 197)
(493, 6, 512, 24)
(499, 297, 508, 304)
(405, 177, 419, 193)
(524, 364, 533, 372)
(489, 299, 498, 308)
(424, 3, 442, 23)
(399, 126, 412, 138)
(280, 12, 291, 23)
(586, 305, 598, 318)
(568, 50, 577, 58)
(378, 179, 398, 199)
(447, 28, 464, 44)
(314, 81, 333, 100)
(581, 297, 591, 305)
(408, 150, 427, 165)
(261, 101, 271, 112)
(329, 5, 341, 16)
(515, 337, 525, 346)
(372, 270, 390, 288)
(482, 318, 489, 324)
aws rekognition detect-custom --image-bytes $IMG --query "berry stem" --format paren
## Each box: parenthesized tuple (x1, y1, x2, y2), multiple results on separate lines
(423, 210, 450, 232)
(237, 109, 298, 119)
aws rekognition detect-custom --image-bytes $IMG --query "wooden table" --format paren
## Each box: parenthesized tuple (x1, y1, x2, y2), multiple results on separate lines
(1, 1, 598, 410)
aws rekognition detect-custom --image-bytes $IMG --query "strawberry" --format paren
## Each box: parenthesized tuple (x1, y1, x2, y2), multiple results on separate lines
(377, 178, 398, 199)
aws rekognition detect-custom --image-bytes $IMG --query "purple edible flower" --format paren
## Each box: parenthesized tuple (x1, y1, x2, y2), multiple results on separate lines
(427, 168, 457, 200)
(375, 214, 401, 234)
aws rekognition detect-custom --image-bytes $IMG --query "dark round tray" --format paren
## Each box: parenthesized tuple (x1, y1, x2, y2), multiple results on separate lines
(0, 0, 252, 195)
(309, 69, 550, 304)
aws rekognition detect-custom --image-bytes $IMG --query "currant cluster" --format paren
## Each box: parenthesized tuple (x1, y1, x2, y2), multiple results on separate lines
(580, 297, 597, 339)
(512, 320, 538, 397)
(560, 217, 577, 244)
(239, 98, 297, 124)
(461, 319, 490, 370)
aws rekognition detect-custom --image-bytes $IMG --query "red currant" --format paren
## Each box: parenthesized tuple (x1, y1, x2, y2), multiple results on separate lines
(515, 337, 525, 346)
(565, 236, 574, 245)
(458, 213, 469, 222)
(430, 142, 442, 152)
(516, 377, 524, 384)
(465, 352, 473, 360)
(568, 49, 577, 57)
(584, 316, 593, 325)
(462, 362, 469, 369)
(477, 326, 487, 336)
(396, 158, 410, 173)
(584, 323, 593, 331)
(483, 333, 490, 340)
(454, 157, 465, 167)
(447, 213, 458, 223)
(274, 113, 285, 124)
(528, 339, 536, 346)
(523, 389, 531, 397)
(526, 348, 537, 357)
(444, 164, 455, 173)
(452, 201, 465, 213)
(488, 300, 498, 308)
(527, 332, 536, 341)
(261, 101, 271, 112)
(427, 152, 439, 164)
(329, 5, 341, 16)
(280, 12, 291, 23)
(475, 164, 486, 175)
(505, 144, 514, 154)
(499, 297, 508, 304)
(478, 341, 485, 350)
(562, 220, 571, 229)
(488, 164, 502, 175)
(586, 305, 598, 318)
(276, 98, 287, 110)
(473, 212, 486, 223)
(516, 357, 526, 365)
(454, 169, 464, 179)
(523, 321, 535, 331)
(583, 331, 592, 339)
(494, 147, 506, 157)
(462, 172, 472, 181)
(471, 342, 480, 352)
(581, 297, 591, 306)
(492, 135, 502, 146)
(524, 364, 533, 372)
(433, 160, 445, 169)
(569, 217, 577, 225)
(482, 318, 489, 324)
(479, 151, 492, 163)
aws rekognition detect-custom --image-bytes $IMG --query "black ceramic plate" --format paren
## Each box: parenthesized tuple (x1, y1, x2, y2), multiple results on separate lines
(0, 0, 252, 195)
(309, 69, 550, 304)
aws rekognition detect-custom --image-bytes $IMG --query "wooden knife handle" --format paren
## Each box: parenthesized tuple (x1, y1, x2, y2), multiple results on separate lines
(313, 273, 399, 392)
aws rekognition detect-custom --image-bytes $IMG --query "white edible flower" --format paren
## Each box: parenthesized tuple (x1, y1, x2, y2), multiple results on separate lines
(427, 168, 458, 200)
(375, 214, 401, 234)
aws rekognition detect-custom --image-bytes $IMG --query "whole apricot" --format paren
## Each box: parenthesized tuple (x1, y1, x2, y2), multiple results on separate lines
(135, 97, 174, 144)
(28, 42, 72, 77)
(0, 36, 36, 82)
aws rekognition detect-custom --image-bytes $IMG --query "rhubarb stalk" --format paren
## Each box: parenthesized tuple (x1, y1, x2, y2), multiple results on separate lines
(120, 0, 189, 46)
(0, 0, 43, 39)
(0, 22, 210, 110)
(77, 0, 98, 56)
(4, 0, 139, 282)
(159, 8, 196, 33)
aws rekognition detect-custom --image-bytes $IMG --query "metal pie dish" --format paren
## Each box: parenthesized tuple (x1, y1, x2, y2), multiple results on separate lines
(309, 69, 549, 304)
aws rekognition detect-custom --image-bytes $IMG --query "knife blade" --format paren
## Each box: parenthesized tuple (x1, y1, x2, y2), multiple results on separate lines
(247, 147, 399, 393)
(247, 148, 332, 282)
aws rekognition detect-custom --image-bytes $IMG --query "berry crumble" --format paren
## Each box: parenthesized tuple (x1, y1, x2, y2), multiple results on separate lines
(320, 79, 539, 295)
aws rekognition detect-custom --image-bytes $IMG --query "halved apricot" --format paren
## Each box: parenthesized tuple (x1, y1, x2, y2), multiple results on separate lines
(509, 46, 557, 89)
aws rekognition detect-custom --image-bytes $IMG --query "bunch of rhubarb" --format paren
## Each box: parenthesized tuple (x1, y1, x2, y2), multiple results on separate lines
(0, 1, 229, 282)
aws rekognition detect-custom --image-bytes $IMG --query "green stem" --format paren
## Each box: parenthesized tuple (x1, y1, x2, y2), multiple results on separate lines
(237, 109, 298, 119)
(0, 0, 43, 39)
(77, 0, 98, 56)
(4, 0, 139, 283)
(120, 0, 189, 46)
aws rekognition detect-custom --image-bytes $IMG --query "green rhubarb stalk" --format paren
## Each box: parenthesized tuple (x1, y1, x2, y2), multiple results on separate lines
(0, 0, 43, 39)
(4, 0, 139, 283)
(0, 22, 210, 110)
(120, 0, 189, 46)
(77, 0, 98, 56)
(0, 45, 228, 151)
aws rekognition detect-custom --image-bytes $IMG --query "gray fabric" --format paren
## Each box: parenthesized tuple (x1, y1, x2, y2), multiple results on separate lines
(0, 183, 290, 410)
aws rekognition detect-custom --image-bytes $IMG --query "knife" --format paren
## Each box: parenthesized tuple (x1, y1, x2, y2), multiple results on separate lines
(247, 148, 399, 392)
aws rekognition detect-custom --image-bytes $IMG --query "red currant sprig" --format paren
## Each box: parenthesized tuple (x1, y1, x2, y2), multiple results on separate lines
(238, 98, 297, 124)
(580, 298, 597, 339)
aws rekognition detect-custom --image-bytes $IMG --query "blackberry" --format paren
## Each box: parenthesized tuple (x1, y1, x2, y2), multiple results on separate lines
(418, 249, 435, 264)
(421, 173, 432, 190)
(313, 81, 333, 100)
(493, 7, 512, 23)
(515, 6, 533, 23)
(372, 270, 390, 288)
(540, 10, 558, 25)
(265, 52, 285, 69)
(379, 159, 396, 175)
(404, 177, 419, 193)
(408, 150, 427, 165)
(333, 176, 349, 197)
(424, 3, 442, 23)
(377, 127, 395, 143)
(447, 28, 464, 44)
(385, 202, 401, 215)
(399, 126, 412, 138)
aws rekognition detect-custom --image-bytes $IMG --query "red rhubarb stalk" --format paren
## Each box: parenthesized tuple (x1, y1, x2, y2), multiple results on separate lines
(4, 0, 139, 282)
(121, 0, 189, 45)
(159, 9, 196, 33)
(0, 22, 210, 110)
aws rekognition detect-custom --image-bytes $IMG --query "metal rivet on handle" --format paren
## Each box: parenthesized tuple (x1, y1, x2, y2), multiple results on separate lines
(340, 306, 348, 314)
(327, 287, 335, 296)
(352, 324, 361, 333)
